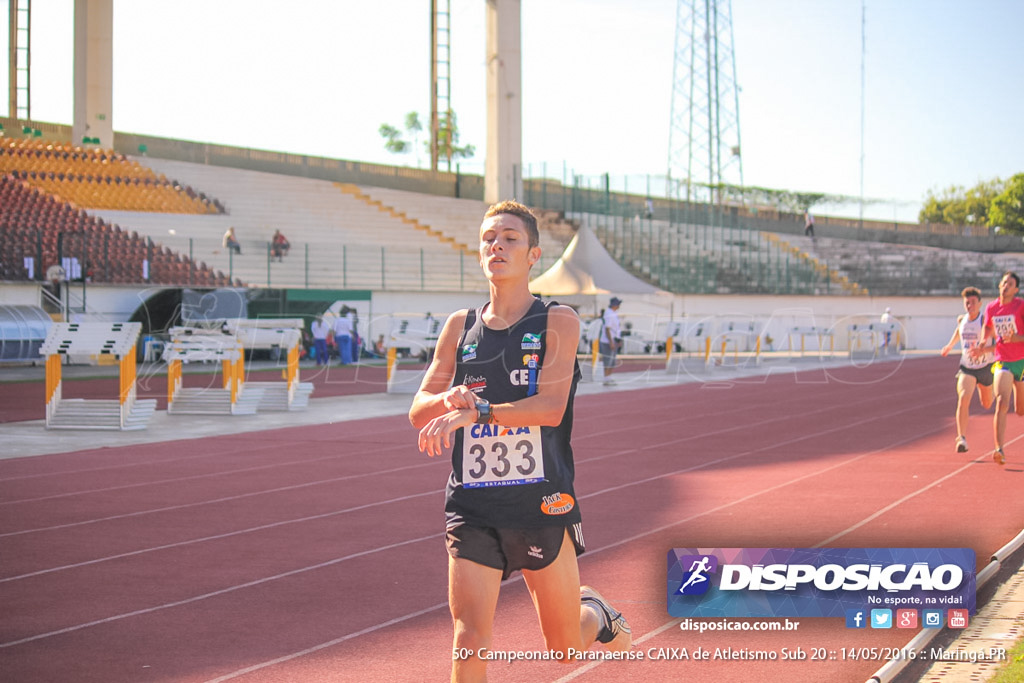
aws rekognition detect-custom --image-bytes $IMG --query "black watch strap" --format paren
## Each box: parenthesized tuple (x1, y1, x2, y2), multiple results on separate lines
(474, 399, 492, 424)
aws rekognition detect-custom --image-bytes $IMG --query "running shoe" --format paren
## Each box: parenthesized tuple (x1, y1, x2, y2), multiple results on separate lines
(993, 448, 1006, 465)
(580, 585, 632, 650)
(955, 436, 968, 453)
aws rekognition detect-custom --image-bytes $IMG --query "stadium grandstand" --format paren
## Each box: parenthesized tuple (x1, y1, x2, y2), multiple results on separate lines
(4, 7, 1024, 683)
(2, 116, 1024, 362)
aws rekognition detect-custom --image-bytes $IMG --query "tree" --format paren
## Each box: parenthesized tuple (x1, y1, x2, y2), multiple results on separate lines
(990, 173, 1024, 234)
(740, 185, 840, 213)
(378, 124, 407, 155)
(918, 186, 957, 224)
(435, 109, 475, 172)
(919, 178, 1005, 226)
(378, 112, 424, 165)
(379, 109, 474, 171)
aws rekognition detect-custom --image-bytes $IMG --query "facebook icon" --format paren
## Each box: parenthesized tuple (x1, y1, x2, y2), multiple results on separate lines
(846, 609, 867, 629)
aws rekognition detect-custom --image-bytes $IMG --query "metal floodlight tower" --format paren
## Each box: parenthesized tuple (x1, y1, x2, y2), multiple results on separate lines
(667, 0, 744, 205)
(8, 0, 31, 120)
(430, 0, 452, 172)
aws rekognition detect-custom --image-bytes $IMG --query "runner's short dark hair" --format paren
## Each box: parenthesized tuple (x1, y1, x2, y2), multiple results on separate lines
(961, 287, 981, 299)
(484, 200, 539, 248)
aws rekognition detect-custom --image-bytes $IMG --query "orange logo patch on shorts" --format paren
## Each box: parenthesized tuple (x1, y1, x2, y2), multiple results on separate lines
(540, 492, 575, 515)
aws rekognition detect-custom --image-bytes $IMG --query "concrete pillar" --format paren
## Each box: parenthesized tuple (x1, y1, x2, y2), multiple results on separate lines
(484, 0, 522, 205)
(72, 0, 113, 148)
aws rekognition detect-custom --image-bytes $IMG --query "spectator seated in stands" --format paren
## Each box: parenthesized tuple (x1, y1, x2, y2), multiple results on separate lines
(271, 229, 291, 262)
(223, 226, 242, 255)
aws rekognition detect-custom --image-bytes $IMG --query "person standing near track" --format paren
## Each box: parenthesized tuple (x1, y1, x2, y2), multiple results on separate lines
(332, 307, 354, 366)
(310, 315, 330, 367)
(941, 287, 995, 453)
(600, 297, 623, 386)
(880, 307, 894, 350)
(973, 271, 1024, 465)
(409, 200, 631, 681)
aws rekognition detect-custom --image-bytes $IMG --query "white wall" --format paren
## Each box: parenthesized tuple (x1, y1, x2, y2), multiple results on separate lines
(0, 283, 42, 306)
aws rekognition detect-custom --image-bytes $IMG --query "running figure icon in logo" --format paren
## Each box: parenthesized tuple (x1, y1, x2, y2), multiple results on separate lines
(677, 555, 718, 595)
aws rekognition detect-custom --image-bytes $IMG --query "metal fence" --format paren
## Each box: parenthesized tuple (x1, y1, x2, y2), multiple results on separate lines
(575, 212, 841, 296)
(5, 229, 570, 292)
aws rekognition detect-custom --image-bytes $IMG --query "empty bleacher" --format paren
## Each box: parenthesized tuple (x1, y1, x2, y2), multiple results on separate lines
(574, 212, 856, 296)
(787, 234, 1024, 296)
(1, 139, 222, 214)
(89, 158, 491, 291)
(0, 173, 234, 289)
(5, 133, 1022, 298)
(352, 185, 577, 256)
(567, 209, 1024, 297)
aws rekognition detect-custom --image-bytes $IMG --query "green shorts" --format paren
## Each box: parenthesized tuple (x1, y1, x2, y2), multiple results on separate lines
(992, 359, 1024, 382)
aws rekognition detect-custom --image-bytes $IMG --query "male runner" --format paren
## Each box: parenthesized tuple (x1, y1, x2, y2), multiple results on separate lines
(973, 271, 1024, 465)
(940, 287, 994, 453)
(410, 201, 631, 681)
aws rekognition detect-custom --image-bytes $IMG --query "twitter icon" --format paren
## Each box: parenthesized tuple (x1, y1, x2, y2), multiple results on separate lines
(870, 609, 893, 629)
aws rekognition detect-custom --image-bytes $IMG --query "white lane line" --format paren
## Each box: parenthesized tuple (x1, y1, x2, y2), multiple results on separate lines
(1, 442, 411, 505)
(816, 433, 1024, 547)
(0, 489, 439, 583)
(203, 402, 951, 681)
(0, 459, 442, 538)
(1, 379, 882, 536)
(0, 533, 438, 649)
(202, 599, 451, 683)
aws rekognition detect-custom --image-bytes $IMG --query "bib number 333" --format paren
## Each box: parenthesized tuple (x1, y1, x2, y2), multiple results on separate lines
(462, 424, 544, 488)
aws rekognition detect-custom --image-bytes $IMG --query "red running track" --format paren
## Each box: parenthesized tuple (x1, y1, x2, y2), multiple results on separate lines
(0, 355, 1021, 682)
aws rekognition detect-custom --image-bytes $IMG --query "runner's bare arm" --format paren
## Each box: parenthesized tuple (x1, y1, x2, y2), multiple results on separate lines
(940, 316, 962, 356)
(969, 315, 998, 361)
(415, 305, 581, 456)
(409, 311, 478, 429)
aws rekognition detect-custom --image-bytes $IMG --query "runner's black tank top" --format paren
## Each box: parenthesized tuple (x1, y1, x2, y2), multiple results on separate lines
(444, 298, 583, 529)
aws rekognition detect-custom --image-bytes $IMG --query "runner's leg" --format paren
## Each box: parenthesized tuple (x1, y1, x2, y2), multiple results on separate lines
(977, 378, 994, 410)
(993, 369, 1013, 451)
(448, 556, 502, 682)
(955, 373, 977, 439)
(522, 531, 593, 656)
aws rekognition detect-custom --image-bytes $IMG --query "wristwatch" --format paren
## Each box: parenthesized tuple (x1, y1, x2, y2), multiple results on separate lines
(474, 399, 493, 424)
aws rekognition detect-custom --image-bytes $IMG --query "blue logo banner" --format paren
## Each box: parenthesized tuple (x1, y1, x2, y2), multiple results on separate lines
(667, 548, 975, 618)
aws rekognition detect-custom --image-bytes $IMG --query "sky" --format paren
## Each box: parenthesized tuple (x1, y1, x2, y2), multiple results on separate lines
(2, 0, 1023, 223)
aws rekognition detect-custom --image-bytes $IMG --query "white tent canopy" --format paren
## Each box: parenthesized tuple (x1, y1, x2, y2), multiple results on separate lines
(529, 224, 662, 296)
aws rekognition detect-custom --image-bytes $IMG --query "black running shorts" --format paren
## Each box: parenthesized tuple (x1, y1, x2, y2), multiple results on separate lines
(445, 523, 585, 580)
(957, 364, 994, 387)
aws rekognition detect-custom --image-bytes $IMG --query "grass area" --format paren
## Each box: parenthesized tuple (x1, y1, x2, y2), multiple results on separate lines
(990, 635, 1024, 683)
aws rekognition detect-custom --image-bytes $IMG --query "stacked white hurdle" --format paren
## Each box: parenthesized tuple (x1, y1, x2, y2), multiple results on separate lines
(162, 328, 263, 415)
(227, 319, 313, 411)
(385, 315, 442, 394)
(847, 321, 901, 360)
(39, 321, 157, 430)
